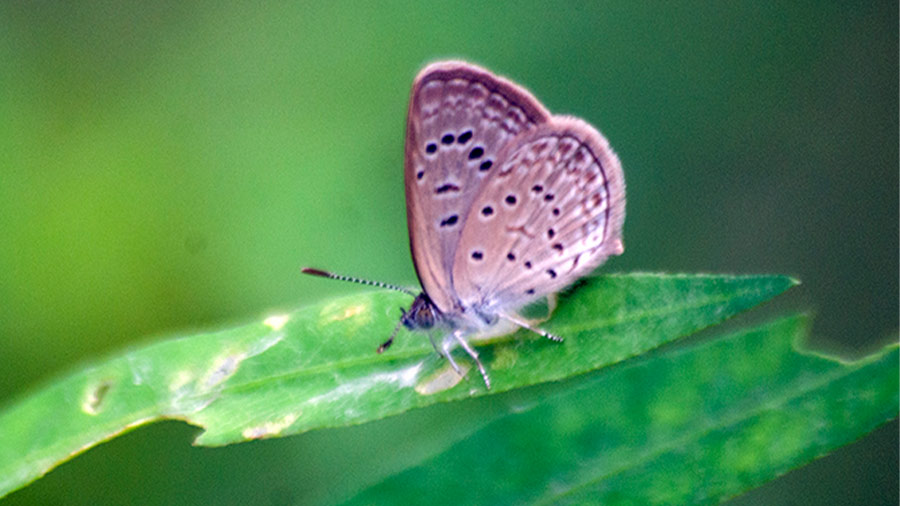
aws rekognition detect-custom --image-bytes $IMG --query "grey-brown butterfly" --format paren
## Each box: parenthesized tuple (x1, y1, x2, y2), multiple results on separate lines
(304, 60, 625, 389)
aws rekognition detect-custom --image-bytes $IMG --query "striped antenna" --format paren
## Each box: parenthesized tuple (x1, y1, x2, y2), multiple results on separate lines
(301, 267, 418, 297)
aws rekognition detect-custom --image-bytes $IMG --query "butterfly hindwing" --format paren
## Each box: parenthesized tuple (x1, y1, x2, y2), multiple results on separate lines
(452, 117, 626, 312)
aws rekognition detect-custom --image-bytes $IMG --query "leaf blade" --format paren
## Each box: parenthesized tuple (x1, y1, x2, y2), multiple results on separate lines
(0, 273, 795, 497)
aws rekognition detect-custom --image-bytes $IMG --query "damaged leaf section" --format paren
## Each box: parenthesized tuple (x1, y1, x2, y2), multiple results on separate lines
(415, 363, 469, 395)
(81, 379, 113, 415)
(242, 413, 300, 440)
(169, 332, 285, 414)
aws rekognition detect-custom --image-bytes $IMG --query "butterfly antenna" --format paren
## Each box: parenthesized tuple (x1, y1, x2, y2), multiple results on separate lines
(301, 267, 418, 296)
(377, 318, 405, 353)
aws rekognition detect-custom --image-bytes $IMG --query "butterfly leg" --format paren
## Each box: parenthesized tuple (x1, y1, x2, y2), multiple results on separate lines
(430, 330, 467, 380)
(439, 334, 464, 377)
(450, 330, 491, 389)
(426, 330, 443, 357)
(546, 293, 558, 317)
(500, 312, 563, 342)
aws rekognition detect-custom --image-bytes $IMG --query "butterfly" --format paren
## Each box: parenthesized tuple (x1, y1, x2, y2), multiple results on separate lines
(304, 60, 625, 389)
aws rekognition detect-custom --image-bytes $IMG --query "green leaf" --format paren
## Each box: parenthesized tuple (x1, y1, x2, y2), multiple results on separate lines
(344, 314, 899, 505)
(0, 273, 794, 498)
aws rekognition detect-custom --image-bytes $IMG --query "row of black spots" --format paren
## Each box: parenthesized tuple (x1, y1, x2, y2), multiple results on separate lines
(516, 260, 556, 279)
(426, 129, 475, 154)
(528, 183, 555, 203)
(440, 214, 458, 227)
(480, 191, 533, 217)
(467, 146, 494, 172)
(508, 252, 549, 293)
(423, 133, 494, 172)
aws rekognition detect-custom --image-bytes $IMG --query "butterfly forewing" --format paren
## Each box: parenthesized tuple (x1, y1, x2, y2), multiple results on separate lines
(404, 61, 551, 314)
(452, 117, 625, 312)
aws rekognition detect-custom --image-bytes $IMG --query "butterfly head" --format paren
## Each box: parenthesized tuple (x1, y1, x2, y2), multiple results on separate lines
(401, 293, 440, 331)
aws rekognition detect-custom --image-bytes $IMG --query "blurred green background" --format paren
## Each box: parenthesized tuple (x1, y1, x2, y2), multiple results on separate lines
(1, 1, 896, 505)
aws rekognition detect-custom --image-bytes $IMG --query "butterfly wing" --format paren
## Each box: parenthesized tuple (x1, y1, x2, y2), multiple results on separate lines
(404, 61, 551, 314)
(452, 116, 626, 313)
